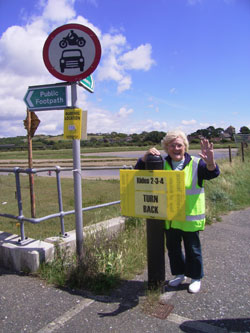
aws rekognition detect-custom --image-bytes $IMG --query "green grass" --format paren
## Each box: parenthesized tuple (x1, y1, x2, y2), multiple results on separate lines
(205, 148, 250, 222)
(0, 176, 120, 239)
(0, 146, 147, 160)
(0, 149, 73, 160)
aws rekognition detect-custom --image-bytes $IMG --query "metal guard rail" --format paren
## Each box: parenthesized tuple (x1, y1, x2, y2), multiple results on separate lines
(0, 165, 133, 244)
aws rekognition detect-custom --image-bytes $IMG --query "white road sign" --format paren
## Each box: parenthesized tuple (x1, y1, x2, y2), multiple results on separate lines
(43, 23, 101, 82)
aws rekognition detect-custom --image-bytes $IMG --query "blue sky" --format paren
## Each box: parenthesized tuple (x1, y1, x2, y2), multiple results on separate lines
(0, 0, 250, 137)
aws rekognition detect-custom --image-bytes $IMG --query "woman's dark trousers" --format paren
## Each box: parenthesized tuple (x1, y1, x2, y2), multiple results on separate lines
(165, 228, 204, 280)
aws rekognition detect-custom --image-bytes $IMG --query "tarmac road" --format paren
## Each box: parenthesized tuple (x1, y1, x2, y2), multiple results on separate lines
(39, 148, 237, 179)
(0, 208, 250, 333)
(81, 148, 237, 160)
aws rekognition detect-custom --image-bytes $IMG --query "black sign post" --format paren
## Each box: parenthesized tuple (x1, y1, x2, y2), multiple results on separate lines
(145, 154, 166, 289)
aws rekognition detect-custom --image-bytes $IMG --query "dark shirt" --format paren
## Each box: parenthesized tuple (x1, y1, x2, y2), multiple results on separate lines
(134, 152, 220, 187)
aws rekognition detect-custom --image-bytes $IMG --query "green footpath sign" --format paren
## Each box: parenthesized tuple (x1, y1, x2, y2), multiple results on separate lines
(24, 84, 67, 111)
(79, 75, 94, 93)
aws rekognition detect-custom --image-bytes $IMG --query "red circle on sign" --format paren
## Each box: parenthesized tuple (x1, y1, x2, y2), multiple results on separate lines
(43, 23, 101, 82)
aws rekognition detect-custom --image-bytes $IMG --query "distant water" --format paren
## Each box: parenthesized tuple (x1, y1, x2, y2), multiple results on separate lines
(48, 148, 237, 178)
(82, 149, 236, 160)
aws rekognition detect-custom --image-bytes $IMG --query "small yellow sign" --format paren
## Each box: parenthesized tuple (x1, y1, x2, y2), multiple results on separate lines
(120, 169, 186, 221)
(64, 108, 82, 140)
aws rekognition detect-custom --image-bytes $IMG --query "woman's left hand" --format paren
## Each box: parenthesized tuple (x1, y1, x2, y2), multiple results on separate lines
(199, 139, 216, 170)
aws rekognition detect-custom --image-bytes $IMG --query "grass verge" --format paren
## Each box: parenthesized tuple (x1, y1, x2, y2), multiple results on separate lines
(37, 217, 147, 294)
(205, 146, 250, 223)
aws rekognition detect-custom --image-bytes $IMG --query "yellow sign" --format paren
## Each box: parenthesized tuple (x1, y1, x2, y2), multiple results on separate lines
(120, 169, 186, 221)
(64, 108, 82, 139)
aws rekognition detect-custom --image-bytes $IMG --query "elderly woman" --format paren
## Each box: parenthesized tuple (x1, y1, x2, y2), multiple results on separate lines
(135, 130, 220, 293)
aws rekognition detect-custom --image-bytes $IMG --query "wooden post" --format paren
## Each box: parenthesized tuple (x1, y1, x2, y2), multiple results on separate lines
(241, 142, 245, 163)
(27, 109, 36, 217)
(228, 145, 232, 163)
(145, 154, 165, 290)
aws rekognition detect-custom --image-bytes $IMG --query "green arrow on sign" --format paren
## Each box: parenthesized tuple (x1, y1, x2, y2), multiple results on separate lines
(24, 84, 68, 111)
(78, 75, 94, 93)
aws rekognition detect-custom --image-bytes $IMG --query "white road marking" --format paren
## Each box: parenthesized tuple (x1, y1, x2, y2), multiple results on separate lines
(167, 313, 227, 333)
(37, 298, 94, 333)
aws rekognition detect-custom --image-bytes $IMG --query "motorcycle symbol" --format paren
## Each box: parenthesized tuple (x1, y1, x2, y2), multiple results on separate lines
(59, 30, 86, 48)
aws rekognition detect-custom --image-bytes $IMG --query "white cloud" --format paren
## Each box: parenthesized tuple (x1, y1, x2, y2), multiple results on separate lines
(0, 24, 47, 76)
(0, 97, 25, 120)
(182, 119, 197, 125)
(97, 36, 154, 93)
(98, 53, 123, 82)
(117, 107, 134, 117)
(117, 76, 132, 93)
(72, 15, 101, 38)
(119, 44, 155, 71)
(199, 122, 210, 128)
(42, 0, 76, 22)
(100, 33, 127, 55)
(139, 119, 168, 133)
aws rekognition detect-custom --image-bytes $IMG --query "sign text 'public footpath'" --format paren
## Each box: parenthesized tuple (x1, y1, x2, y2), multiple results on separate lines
(24, 85, 67, 111)
(120, 170, 186, 221)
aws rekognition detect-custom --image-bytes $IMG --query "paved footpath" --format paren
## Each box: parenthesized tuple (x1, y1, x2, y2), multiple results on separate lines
(1, 209, 250, 333)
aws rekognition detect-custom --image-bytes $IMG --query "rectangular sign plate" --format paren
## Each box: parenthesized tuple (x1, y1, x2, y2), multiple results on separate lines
(120, 169, 186, 221)
(24, 84, 68, 111)
(64, 108, 82, 140)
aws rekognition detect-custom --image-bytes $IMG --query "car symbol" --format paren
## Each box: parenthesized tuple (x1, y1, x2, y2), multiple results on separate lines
(60, 49, 84, 73)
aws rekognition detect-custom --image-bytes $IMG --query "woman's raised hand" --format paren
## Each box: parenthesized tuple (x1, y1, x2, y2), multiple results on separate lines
(142, 147, 161, 162)
(199, 139, 216, 170)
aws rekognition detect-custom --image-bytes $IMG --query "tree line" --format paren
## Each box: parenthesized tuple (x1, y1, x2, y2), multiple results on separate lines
(0, 126, 249, 151)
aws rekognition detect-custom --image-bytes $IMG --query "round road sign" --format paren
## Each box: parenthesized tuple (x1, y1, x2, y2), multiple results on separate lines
(43, 23, 101, 82)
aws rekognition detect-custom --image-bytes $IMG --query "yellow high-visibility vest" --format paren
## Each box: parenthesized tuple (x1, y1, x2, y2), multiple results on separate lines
(165, 157, 206, 231)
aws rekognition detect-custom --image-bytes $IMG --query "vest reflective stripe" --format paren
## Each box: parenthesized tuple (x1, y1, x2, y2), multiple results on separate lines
(186, 214, 206, 221)
(186, 157, 204, 195)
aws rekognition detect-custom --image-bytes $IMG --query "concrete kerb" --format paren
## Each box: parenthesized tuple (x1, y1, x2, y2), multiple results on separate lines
(45, 216, 126, 254)
(0, 232, 55, 273)
(0, 216, 126, 273)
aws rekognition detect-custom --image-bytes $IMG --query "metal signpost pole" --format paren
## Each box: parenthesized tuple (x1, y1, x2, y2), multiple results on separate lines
(42, 23, 101, 261)
(71, 83, 84, 261)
